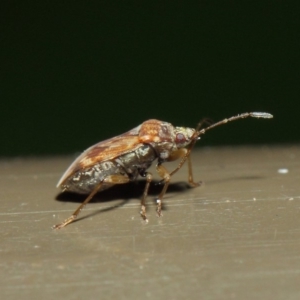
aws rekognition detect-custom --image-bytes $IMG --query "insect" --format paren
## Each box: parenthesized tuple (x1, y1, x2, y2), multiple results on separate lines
(54, 112, 273, 229)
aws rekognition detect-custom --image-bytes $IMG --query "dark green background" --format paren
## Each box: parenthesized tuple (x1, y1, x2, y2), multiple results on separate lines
(1, 2, 299, 156)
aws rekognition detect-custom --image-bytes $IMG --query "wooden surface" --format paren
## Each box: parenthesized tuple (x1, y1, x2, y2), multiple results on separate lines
(1, 146, 299, 300)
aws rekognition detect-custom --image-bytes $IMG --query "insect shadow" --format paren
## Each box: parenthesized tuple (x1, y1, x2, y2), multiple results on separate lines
(206, 175, 266, 186)
(55, 179, 191, 221)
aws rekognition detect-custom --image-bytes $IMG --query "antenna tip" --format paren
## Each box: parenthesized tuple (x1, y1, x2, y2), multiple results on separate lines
(250, 112, 273, 119)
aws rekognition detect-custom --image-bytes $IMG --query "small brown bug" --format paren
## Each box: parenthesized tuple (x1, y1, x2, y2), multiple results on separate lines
(54, 112, 273, 229)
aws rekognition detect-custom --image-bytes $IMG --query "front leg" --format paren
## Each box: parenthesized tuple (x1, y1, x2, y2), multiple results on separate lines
(156, 164, 171, 217)
(159, 148, 201, 188)
(139, 172, 153, 223)
(187, 153, 201, 188)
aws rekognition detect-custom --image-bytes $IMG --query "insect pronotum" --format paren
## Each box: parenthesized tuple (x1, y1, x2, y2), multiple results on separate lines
(54, 112, 273, 229)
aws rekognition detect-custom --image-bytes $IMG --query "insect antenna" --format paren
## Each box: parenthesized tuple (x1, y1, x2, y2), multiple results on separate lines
(197, 112, 273, 136)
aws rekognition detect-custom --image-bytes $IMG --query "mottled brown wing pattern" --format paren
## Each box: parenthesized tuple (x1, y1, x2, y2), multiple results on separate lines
(57, 132, 142, 187)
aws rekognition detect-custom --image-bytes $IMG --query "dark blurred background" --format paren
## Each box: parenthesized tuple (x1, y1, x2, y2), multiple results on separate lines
(1, 2, 299, 156)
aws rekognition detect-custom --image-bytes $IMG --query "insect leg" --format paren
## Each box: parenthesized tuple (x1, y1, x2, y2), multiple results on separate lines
(156, 164, 171, 217)
(140, 172, 153, 222)
(157, 149, 187, 185)
(167, 148, 187, 161)
(53, 174, 129, 229)
(158, 148, 201, 187)
(161, 136, 199, 181)
(187, 152, 201, 187)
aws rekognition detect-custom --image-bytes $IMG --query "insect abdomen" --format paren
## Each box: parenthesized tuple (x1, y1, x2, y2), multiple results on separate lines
(60, 145, 156, 194)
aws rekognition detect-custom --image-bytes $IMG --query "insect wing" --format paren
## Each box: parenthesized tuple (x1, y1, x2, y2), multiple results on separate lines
(57, 127, 143, 187)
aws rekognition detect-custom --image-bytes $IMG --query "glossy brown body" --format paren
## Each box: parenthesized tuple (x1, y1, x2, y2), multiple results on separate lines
(55, 112, 273, 229)
(57, 119, 195, 194)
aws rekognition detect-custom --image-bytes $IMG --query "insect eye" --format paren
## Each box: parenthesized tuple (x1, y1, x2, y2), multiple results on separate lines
(176, 133, 186, 143)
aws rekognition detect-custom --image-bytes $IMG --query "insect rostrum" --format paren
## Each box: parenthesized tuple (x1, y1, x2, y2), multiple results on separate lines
(54, 112, 273, 229)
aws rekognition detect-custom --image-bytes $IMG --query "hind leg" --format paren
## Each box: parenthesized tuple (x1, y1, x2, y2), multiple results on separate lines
(53, 174, 129, 229)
